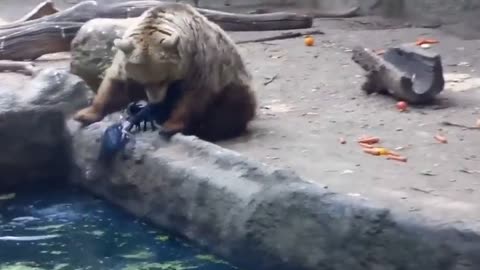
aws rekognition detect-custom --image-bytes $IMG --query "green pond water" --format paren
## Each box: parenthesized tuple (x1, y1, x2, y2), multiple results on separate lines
(0, 186, 240, 270)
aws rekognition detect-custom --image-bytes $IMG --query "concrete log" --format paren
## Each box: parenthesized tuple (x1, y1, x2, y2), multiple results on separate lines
(352, 44, 445, 104)
(70, 118, 480, 270)
(0, 1, 313, 60)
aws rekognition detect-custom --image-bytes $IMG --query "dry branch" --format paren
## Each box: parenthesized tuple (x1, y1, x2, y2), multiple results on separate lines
(237, 30, 324, 44)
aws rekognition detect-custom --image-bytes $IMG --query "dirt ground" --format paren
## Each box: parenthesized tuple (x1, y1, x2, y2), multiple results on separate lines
(2, 1, 480, 230)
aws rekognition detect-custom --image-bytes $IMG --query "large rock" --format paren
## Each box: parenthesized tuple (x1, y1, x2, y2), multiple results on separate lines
(0, 68, 92, 191)
(70, 18, 136, 91)
(19, 68, 93, 116)
(0, 108, 71, 193)
(70, 118, 480, 270)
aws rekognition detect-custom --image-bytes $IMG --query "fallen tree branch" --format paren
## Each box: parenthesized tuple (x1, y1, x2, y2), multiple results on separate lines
(237, 29, 324, 44)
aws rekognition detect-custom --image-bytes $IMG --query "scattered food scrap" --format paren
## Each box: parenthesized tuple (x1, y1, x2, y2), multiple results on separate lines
(363, 148, 382, 156)
(434, 134, 448, 144)
(386, 155, 407, 162)
(339, 137, 346, 144)
(359, 142, 373, 148)
(415, 38, 439, 46)
(357, 136, 407, 162)
(396, 101, 408, 112)
(357, 136, 380, 144)
(304, 35, 315, 46)
(363, 147, 401, 157)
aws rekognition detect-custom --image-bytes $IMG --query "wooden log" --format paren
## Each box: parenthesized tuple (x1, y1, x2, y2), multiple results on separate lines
(351, 44, 444, 104)
(0, 1, 97, 30)
(11, 0, 59, 24)
(0, 1, 313, 61)
(0, 22, 84, 61)
(0, 1, 313, 31)
(304, 5, 359, 18)
(195, 9, 313, 31)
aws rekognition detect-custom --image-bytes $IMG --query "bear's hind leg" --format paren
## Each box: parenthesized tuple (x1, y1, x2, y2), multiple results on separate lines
(191, 83, 257, 142)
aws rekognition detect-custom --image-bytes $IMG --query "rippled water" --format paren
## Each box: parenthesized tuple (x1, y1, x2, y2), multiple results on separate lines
(0, 186, 239, 270)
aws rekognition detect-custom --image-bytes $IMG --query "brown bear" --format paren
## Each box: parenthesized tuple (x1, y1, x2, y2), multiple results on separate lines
(73, 3, 257, 142)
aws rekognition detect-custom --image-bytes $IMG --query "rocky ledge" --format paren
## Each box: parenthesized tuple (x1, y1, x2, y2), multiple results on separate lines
(0, 68, 91, 192)
(70, 118, 480, 270)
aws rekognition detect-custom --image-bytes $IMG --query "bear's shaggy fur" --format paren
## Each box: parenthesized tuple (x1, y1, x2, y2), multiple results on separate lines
(73, 3, 257, 142)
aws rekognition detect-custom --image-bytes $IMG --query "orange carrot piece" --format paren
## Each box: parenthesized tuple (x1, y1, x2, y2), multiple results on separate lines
(385, 150, 402, 157)
(358, 143, 374, 148)
(416, 38, 439, 46)
(434, 134, 448, 144)
(363, 148, 381, 155)
(386, 155, 407, 162)
(358, 137, 380, 144)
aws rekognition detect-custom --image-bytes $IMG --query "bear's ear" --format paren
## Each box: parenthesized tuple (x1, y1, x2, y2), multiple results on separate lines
(114, 38, 134, 54)
(162, 33, 179, 48)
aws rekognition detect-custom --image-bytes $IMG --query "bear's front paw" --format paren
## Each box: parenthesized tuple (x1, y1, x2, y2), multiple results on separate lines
(159, 120, 185, 140)
(73, 107, 104, 126)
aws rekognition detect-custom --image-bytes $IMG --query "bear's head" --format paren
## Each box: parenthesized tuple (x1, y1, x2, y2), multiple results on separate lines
(113, 32, 183, 84)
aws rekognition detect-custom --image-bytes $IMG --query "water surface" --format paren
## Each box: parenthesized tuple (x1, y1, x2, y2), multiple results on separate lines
(0, 186, 239, 270)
